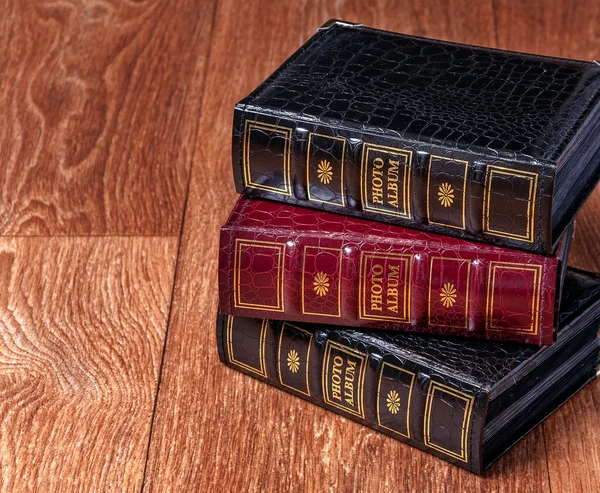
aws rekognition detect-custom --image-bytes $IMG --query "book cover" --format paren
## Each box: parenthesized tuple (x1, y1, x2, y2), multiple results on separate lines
(217, 267, 600, 474)
(232, 20, 600, 255)
(219, 196, 572, 345)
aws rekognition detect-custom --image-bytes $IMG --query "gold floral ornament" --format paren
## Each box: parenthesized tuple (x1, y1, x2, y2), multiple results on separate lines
(287, 349, 300, 373)
(438, 182, 455, 207)
(440, 283, 457, 308)
(317, 159, 333, 184)
(313, 272, 330, 297)
(386, 390, 401, 414)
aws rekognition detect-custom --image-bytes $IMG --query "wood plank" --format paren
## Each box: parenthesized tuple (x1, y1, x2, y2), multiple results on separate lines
(142, 0, 565, 491)
(543, 381, 600, 492)
(0, 0, 215, 236)
(0, 237, 177, 491)
(493, 0, 600, 60)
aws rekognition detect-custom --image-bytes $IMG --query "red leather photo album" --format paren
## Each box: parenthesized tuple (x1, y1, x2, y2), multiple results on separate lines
(218, 196, 572, 345)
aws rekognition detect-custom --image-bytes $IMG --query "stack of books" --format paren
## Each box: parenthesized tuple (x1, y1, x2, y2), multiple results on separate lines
(216, 20, 600, 474)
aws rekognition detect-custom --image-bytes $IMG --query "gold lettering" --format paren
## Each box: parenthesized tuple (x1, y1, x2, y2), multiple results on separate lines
(370, 295, 382, 311)
(370, 156, 403, 209)
(371, 157, 385, 204)
(388, 264, 399, 285)
(387, 159, 400, 208)
(387, 264, 400, 313)
(344, 360, 357, 406)
(370, 263, 384, 311)
(330, 354, 359, 408)
(331, 355, 344, 401)
(368, 261, 403, 314)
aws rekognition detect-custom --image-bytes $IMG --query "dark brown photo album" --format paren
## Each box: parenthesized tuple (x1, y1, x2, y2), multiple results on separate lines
(216, 20, 600, 475)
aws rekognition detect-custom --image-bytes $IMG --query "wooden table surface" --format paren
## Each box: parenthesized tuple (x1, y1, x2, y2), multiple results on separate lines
(1, 0, 599, 491)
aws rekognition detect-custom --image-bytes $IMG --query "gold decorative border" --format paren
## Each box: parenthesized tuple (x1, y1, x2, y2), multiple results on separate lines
(243, 120, 293, 196)
(423, 380, 474, 463)
(426, 155, 469, 230)
(485, 261, 542, 335)
(360, 143, 413, 218)
(427, 257, 471, 329)
(483, 166, 538, 242)
(233, 238, 286, 312)
(376, 361, 416, 438)
(301, 246, 343, 318)
(278, 323, 312, 397)
(322, 340, 367, 419)
(226, 315, 268, 378)
(358, 251, 413, 322)
(306, 133, 346, 207)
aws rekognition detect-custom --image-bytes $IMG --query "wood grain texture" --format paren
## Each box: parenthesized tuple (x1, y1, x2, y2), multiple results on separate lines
(0, 237, 177, 492)
(142, 0, 598, 491)
(544, 383, 600, 492)
(493, 0, 600, 60)
(1, 0, 600, 491)
(0, 0, 215, 236)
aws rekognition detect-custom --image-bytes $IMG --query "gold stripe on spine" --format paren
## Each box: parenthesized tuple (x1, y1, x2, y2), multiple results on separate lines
(483, 166, 538, 242)
(226, 316, 268, 378)
(243, 120, 293, 196)
(322, 340, 367, 419)
(358, 251, 413, 322)
(423, 380, 474, 463)
(233, 238, 286, 312)
(277, 323, 312, 397)
(427, 257, 471, 329)
(301, 245, 343, 317)
(426, 155, 468, 230)
(360, 143, 413, 218)
(485, 261, 542, 335)
(376, 361, 416, 438)
(306, 133, 346, 207)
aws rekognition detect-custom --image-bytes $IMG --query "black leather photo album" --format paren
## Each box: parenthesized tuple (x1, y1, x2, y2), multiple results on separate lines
(217, 267, 600, 474)
(232, 20, 600, 255)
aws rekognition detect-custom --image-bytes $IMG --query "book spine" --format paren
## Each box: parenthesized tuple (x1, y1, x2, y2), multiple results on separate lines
(231, 108, 555, 255)
(218, 203, 558, 345)
(217, 314, 488, 474)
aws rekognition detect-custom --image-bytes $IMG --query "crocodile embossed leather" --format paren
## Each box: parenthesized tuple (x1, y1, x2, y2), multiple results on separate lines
(219, 196, 571, 345)
(232, 20, 600, 255)
(217, 267, 600, 474)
